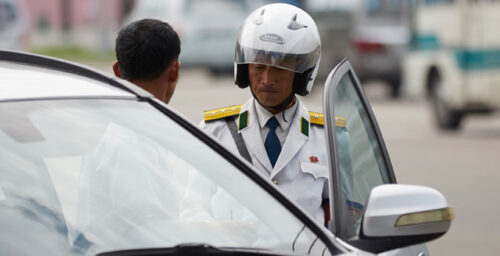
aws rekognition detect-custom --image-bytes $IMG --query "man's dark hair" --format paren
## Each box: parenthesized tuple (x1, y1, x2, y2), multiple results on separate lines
(115, 18, 180, 81)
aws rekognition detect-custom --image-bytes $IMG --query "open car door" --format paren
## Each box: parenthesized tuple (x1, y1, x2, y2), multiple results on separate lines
(323, 59, 453, 255)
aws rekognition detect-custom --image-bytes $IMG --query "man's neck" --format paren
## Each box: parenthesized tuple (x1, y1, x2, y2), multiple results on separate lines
(263, 97, 296, 114)
(132, 79, 167, 101)
(254, 97, 298, 130)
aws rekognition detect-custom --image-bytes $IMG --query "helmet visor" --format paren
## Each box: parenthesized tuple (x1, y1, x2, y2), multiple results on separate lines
(235, 43, 320, 73)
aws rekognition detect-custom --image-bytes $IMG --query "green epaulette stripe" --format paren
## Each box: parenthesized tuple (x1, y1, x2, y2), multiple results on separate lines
(301, 117, 309, 136)
(239, 111, 248, 130)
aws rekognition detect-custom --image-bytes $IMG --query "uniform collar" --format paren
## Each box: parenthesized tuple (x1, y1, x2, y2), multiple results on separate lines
(254, 98, 298, 131)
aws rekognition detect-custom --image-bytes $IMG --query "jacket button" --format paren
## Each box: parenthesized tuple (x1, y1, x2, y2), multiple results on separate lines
(272, 179, 278, 185)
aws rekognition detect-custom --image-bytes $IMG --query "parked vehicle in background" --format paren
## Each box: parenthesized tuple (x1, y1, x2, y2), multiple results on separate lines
(348, 0, 411, 98)
(306, 0, 355, 85)
(123, 0, 258, 75)
(0, 0, 29, 50)
(403, 0, 500, 130)
(308, 0, 411, 98)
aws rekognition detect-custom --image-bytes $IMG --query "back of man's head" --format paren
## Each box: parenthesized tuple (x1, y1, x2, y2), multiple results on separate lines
(115, 19, 180, 81)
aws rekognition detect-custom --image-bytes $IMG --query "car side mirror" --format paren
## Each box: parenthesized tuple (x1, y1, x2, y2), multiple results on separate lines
(359, 184, 454, 252)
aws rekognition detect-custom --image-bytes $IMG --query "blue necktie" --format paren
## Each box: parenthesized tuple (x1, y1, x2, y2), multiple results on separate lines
(265, 117, 281, 167)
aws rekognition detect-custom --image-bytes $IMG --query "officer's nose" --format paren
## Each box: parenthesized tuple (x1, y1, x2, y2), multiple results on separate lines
(262, 66, 274, 85)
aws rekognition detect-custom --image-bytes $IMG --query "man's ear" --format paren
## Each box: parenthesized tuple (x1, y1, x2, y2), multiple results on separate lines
(112, 61, 122, 78)
(168, 61, 180, 83)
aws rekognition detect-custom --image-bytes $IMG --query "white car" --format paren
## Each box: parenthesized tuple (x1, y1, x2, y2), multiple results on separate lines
(347, 0, 411, 98)
(0, 50, 453, 255)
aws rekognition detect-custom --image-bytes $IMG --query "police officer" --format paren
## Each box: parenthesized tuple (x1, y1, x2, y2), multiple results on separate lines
(201, 3, 329, 225)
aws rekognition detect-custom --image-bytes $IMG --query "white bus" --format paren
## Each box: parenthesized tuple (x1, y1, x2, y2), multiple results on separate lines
(403, 0, 500, 130)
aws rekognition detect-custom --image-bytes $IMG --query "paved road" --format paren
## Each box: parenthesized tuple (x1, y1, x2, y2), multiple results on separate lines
(365, 95, 500, 255)
(95, 64, 500, 255)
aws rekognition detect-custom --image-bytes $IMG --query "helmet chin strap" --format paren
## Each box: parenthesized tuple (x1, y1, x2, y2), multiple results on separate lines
(251, 88, 296, 114)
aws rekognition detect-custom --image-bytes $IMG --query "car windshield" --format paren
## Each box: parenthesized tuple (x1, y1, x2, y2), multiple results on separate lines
(0, 99, 327, 255)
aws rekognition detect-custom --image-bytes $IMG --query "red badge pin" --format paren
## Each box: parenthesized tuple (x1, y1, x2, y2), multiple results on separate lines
(309, 156, 319, 163)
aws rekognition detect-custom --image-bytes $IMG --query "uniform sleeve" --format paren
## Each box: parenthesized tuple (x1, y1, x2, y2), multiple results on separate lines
(199, 119, 227, 137)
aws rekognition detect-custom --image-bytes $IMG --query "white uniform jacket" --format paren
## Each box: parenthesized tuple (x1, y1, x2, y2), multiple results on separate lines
(201, 98, 329, 224)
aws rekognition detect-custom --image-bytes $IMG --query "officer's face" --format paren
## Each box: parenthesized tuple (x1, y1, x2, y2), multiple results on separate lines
(249, 64, 295, 112)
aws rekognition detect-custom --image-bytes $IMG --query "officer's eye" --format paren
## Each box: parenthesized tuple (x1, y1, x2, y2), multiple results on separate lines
(254, 64, 266, 70)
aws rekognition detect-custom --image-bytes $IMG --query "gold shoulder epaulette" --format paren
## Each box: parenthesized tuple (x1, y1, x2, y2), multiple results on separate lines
(308, 111, 346, 128)
(309, 111, 324, 126)
(204, 104, 242, 122)
(335, 116, 346, 128)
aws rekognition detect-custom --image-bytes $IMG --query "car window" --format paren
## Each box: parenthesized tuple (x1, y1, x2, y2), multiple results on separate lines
(324, 61, 394, 239)
(0, 99, 330, 255)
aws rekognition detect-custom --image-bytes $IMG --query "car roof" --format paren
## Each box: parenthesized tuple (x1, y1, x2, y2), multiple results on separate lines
(0, 50, 150, 101)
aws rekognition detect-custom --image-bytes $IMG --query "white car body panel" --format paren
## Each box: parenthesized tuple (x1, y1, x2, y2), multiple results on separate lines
(363, 184, 450, 237)
(0, 61, 133, 101)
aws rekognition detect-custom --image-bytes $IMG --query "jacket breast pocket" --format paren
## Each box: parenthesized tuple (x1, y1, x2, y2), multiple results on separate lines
(295, 162, 329, 219)
(300, 162, 329, 180)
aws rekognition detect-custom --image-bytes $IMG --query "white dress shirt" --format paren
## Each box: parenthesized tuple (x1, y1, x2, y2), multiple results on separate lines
(254, 99, 298, 146)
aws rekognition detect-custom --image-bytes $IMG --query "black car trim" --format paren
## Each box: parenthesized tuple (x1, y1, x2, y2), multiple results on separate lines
(351, 233, 444, 254)
(97, 243, 290, 256)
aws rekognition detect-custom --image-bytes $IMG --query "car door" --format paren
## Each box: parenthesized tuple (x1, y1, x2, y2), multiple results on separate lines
(323, 59, 428, 255)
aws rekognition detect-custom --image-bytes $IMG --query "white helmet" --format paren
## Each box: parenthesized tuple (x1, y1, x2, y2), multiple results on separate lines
(235, 3, 321, 96)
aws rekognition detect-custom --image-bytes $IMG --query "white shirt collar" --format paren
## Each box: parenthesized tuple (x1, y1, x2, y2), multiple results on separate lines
(254, 98, 298, 131)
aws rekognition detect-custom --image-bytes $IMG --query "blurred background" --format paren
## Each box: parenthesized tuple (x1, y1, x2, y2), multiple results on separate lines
(2, 0, 500, 254)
